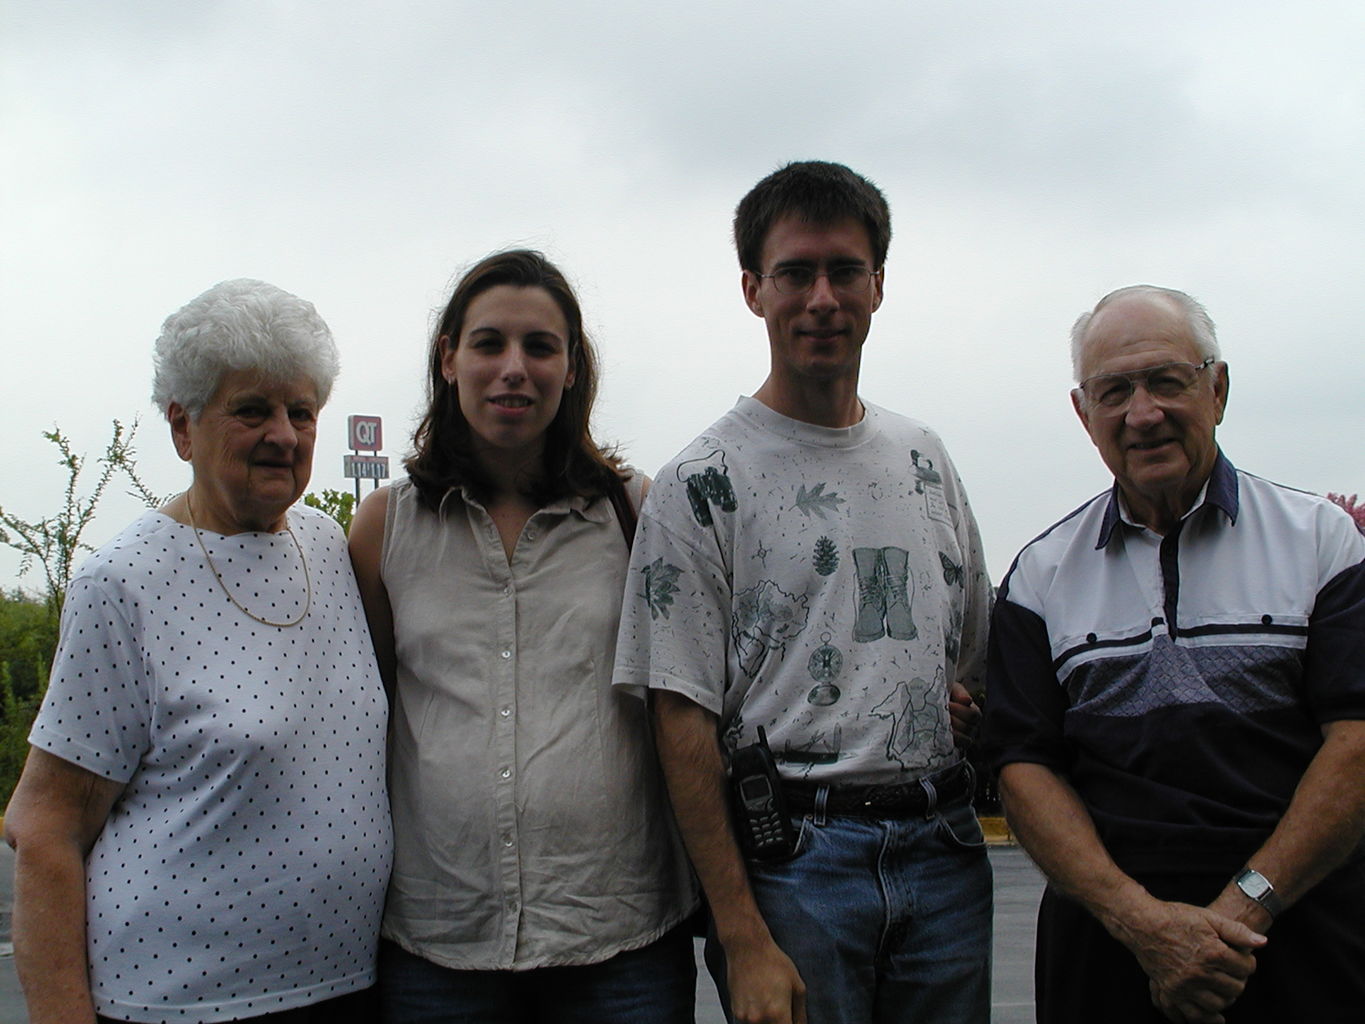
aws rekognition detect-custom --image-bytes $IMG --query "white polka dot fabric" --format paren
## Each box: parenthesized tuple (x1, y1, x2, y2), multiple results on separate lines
(31, 506, 392, 1022)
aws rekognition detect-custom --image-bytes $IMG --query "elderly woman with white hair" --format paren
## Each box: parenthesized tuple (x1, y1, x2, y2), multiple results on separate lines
(4, 279, 392, 1024)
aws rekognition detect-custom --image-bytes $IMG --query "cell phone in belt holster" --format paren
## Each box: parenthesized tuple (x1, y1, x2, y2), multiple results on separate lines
(728, 726, 799, 862)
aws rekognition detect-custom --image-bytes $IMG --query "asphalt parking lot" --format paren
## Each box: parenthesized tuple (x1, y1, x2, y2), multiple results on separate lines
(0, 843, 1044, 1023)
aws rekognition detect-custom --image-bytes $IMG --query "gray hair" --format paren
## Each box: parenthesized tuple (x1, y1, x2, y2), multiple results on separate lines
(151, 279, 340, 419)
(1070, 284, 1219, 382)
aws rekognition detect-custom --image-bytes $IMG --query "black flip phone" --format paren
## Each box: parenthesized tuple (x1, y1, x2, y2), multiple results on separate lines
(728, 726, 799, 862)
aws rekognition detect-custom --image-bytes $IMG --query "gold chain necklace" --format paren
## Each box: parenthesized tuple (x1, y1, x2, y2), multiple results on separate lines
(185, 492, 311, 628)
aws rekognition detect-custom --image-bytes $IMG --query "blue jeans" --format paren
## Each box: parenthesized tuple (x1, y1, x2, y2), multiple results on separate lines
(707, 796, 992, 1024)
(379, 926, 696, 1024)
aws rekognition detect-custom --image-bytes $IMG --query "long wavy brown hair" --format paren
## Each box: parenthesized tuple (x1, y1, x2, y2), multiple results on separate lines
(406, 249, 625, 511)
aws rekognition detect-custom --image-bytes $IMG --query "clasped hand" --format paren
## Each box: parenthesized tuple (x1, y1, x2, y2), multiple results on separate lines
(1122, 899, 1266, 1024)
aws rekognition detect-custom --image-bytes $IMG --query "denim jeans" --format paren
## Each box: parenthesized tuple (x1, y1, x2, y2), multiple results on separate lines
(378, 925, 696, 1024)
(706, 795, 992, 1024)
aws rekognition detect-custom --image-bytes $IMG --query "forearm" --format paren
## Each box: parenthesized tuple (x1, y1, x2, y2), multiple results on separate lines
(4, 747, 126, 1024)
(999, 762, 1151, 929)
(652, 691, 771, 945)
(1001, 761, 1264, 1022)
(652, 690, 806, 1024)
(12, 839, 98, 1023)
(1210, 719, 1365, 928)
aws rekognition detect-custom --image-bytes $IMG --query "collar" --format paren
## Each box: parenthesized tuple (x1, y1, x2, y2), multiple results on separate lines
(735, 394, 875, 449)
(437, 484, 609, 523)
(1096, 449, 1239, 549)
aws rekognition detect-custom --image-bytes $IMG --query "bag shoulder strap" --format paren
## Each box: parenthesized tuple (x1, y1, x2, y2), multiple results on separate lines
(608, 471, 640, 550)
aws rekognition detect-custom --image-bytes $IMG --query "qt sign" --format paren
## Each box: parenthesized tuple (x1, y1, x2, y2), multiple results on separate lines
(348, 415, 382, 452)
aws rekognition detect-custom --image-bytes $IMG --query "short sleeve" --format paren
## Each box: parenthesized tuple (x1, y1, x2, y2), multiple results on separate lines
(30, 574, 152, 782)
(981, 573, 1073, 774)
(947, 458, 992, 695)
(612, 483, 733, 714)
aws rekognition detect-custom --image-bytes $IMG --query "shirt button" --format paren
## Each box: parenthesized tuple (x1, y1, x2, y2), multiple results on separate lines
(500, 767, 511, 779)
(507, 898, 519, 910)
(499, 706, 511, 718)
(500, 650, 511, 660)
(502, 834, 514, 848)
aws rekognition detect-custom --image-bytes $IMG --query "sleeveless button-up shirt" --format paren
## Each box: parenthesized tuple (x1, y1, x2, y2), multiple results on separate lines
(380, 477, 696, 969)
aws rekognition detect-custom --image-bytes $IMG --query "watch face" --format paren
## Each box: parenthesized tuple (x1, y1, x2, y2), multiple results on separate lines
(1238, 869, 1271, 900)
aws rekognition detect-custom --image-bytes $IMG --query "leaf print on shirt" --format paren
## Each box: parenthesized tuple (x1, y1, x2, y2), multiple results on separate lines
(640, 558, 682, 620)
(792, 482, 847, 519)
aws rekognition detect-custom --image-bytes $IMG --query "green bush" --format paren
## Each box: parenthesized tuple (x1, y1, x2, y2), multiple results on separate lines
(0, 591, 56, 803)
(0, 422, 159, 807)
(303, 488, 357, 534)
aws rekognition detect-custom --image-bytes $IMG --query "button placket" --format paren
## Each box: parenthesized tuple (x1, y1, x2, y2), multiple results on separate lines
(484, 507, 522, 960)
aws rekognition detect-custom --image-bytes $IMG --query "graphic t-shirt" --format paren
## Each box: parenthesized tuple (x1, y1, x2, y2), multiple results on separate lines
(614, 396, 991, 784)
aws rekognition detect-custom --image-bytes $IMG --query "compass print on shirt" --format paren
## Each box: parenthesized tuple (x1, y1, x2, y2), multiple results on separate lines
(806, 632, 844, 706)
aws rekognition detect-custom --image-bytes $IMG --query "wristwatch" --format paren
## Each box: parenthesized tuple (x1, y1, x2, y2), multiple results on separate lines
(1234, 867, 1284, 918)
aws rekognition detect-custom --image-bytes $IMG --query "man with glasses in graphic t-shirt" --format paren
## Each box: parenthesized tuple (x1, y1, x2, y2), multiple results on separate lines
(614, 161, 994, 1024)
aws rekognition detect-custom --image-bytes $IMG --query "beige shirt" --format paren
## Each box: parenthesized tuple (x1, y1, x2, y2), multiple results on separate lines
(380, 477, 696, 970)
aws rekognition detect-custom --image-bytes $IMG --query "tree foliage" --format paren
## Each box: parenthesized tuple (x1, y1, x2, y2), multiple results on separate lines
(0, 420, 161, 614)
(0, 600, 54, 801)
(303, 488, 357, 534)
(1326, 492, 1365, 534)
(0, 422, 162, 803)
(0, 589, 57, 704)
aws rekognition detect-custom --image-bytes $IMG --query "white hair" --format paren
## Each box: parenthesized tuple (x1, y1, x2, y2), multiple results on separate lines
(1070, 284, 1220, 382)
(151, 278, 340, 419)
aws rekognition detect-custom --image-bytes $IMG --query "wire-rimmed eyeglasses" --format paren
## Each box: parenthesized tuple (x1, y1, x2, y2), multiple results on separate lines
(1075, 357, 1217, 411)
(757, 265, 879, 295)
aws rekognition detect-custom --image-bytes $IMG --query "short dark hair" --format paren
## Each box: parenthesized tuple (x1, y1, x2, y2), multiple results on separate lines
(406, 249, 622, 511)
(733, 161, 892, 273)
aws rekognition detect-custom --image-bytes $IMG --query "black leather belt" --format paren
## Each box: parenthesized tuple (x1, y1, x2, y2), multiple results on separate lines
(782, 761, 975, 817)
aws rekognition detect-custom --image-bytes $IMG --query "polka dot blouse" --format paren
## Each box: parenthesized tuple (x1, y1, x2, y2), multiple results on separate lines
(30, 506, 392, 1023)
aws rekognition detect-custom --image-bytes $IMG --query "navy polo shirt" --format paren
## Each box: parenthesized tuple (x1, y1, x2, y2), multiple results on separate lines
(985, 452, 1365, 875)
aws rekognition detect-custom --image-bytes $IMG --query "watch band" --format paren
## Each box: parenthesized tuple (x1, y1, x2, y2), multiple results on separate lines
(1234, 867, 1284, 918)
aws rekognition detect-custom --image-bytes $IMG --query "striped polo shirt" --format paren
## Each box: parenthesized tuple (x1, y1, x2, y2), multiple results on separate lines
(985, 452, 1365, 875)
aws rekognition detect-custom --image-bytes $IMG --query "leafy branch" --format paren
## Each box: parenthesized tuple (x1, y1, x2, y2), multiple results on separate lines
(1326, 492, 1365, 534)
(0, 420, 161, 614)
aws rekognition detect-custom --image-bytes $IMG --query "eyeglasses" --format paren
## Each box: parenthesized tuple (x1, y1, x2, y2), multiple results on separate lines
(757, 265, 878, 295)
(1075, 357, 1216, 411)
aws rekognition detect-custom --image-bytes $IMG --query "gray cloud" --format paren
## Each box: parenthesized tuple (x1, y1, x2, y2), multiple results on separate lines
(3, 0, 1363, 591)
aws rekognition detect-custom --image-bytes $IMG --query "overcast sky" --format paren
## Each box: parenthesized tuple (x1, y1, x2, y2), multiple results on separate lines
(3, 1, 1363, 595)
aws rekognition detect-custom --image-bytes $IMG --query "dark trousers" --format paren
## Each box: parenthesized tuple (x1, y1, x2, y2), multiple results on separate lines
(377, 927, 696, 1024)
(98, 986, 378, 1024)
(1035, 859, 1365, 1023)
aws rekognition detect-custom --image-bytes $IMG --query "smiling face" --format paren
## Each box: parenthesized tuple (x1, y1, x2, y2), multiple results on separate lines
(742, 214, 884, 389)
(1072, 293, 1229, 532)
(170, 369, 319, 534)
(442, 284, 575, 469)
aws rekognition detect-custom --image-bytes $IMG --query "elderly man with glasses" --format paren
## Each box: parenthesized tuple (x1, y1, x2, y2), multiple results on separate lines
(614, 160, 994, 1024)
(984, 285, 1365, 1024)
